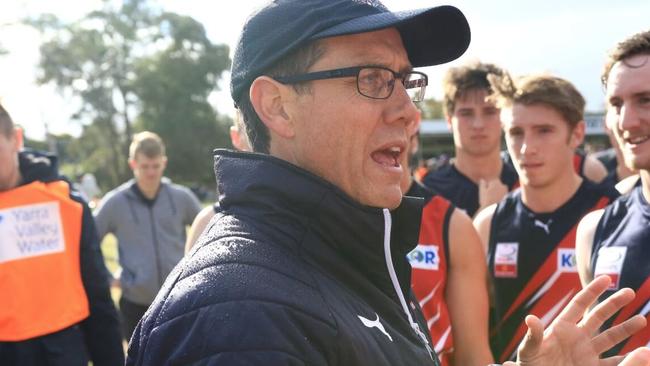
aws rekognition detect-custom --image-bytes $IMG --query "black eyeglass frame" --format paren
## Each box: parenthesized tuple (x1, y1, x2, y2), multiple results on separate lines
(272, 65, 428, 102)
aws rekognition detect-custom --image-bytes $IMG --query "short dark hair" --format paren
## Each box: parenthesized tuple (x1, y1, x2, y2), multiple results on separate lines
(602, 29, 650, 87)
(489, 73, 585, 130)
(0, 102, 15, 138)
(442, 61, 507, 116)
(237, 40, 326, 153)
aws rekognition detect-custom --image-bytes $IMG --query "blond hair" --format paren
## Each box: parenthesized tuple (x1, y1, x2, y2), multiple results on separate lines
(488, 73, 585, 129)
(129, 131, 166, 159)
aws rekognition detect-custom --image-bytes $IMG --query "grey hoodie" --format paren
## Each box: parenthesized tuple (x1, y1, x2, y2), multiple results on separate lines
(95, 178, 201, 305)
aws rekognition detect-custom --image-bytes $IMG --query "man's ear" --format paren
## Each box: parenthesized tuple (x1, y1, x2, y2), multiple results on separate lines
(249, 76, 295, 139)
(570, 120, 586, 148)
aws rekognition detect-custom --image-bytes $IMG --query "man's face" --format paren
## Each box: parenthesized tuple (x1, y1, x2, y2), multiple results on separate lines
(287, 28, 418, 209)
(448, 89, 502, 156)
(502, 103, 582, 189)
(606, 54, 650, 171)
(129, 153, 167, 187)
(0, 130, 20, 191)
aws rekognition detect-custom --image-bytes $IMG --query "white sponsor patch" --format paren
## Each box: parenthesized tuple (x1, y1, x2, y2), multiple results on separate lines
(557, 248, 578, 273)
(594, 247, 627, 290)
(0, 202, 65, 264)
(494, 242, 518, 278)
(407, 244, 440, 270)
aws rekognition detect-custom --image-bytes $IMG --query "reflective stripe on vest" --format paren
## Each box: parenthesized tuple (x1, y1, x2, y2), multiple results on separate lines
(0, 180, 89, 341)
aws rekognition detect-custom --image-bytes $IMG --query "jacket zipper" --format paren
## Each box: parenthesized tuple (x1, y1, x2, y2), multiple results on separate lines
(382, 209, 438, 364)
(148, 206, 164, 287)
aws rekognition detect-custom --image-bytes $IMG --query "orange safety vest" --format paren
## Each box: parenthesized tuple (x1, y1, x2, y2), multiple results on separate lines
(0, 180, 89, 341)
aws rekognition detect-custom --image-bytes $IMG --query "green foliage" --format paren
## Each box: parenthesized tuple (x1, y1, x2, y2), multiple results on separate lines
(419, 98, 445, 120)
(23, 137, 48, 151)
(133, 12, 232, 186)
(26, 0, 232, 190)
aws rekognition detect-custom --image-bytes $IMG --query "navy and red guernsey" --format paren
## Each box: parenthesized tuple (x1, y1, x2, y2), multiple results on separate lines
(487, 180, 618, 362)
(406, 181, 455, 366)
(591, 185, 650, 356)
(422, 158, 518, 217)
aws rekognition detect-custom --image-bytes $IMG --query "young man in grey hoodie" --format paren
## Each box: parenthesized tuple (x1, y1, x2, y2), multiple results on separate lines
(94, 131, 201, 340)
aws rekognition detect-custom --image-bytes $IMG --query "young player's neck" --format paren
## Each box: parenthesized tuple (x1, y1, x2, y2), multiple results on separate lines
(137, 181, 161, 200)
(454, 148, 502, 183)
(521, 170, 583, 213)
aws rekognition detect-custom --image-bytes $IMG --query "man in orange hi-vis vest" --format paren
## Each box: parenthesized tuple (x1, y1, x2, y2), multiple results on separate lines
(0, 103, 123, 366)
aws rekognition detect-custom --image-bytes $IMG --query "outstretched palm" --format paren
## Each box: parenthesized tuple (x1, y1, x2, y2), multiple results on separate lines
(504, 276, 647, 366)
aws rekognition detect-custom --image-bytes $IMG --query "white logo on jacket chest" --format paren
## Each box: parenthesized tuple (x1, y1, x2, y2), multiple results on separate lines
(358, 313, 393, 342)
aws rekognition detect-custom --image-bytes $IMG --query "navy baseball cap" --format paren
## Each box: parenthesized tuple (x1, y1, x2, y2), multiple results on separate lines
(230, 0, 471, 106)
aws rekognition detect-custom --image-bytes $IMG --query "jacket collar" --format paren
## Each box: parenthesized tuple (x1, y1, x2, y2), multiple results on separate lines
(213, 149, 423, 305)
(18, 149, 60, 185)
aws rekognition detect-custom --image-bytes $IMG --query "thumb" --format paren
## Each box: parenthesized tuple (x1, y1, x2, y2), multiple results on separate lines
(517, 315, 544, 361)
(621, 348, 650, 366)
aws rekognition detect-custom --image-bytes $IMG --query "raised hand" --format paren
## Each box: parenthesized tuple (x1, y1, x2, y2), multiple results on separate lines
(502, 275, 647, 366)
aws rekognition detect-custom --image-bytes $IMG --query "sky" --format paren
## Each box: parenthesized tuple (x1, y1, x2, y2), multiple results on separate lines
(1, 0, 649, 140)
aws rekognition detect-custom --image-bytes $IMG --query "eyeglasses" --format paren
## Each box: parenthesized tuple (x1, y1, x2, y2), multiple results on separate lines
(273, 66, 428, 102)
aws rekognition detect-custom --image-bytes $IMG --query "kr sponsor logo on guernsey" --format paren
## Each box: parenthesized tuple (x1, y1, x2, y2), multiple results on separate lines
(0, 202, 65, 264)
(557, 248, 578, 273)
(407, 244, 440, 270)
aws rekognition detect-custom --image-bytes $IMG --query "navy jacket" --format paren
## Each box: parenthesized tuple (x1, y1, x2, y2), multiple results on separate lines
(127, 150, 439, 365)
(0, 150, 124, 366)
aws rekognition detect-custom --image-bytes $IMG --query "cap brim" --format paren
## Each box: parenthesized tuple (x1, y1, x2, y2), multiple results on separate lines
(312, 5, 470, 67)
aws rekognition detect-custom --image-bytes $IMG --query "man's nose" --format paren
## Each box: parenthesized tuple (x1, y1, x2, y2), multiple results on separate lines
(519, 135, 536, 156)
(387, 81, 419, 132)
(619, 104, 640, 132)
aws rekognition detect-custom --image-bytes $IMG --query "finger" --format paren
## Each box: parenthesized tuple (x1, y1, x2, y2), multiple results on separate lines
(592, 315, 647, 355)
(581, 287, 635, 334)
(516, 315, 544, 360)
(600, 355, 626, 366)
(557, 275, 611, 324)
(619, 348, 650, 366)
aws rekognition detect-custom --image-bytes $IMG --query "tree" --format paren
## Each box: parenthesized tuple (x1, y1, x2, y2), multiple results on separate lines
(133, 13, 232, 186)
(419, 98, 445, 120)
(27, 0, 231, 189)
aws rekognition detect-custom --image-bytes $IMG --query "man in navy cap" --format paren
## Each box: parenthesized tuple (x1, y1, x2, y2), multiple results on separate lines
(126, 1, 648, 365)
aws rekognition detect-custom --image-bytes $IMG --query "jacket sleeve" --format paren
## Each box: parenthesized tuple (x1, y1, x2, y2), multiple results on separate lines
(93, 192, 116, 239)
(126, 255, 337, 366)
(127, 299, 334, 366)
(76, 196, 125, 366)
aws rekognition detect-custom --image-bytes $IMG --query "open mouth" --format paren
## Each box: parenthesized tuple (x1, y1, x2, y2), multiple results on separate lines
(371, 146, 403, 168)
(625, 135, 650, 146)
